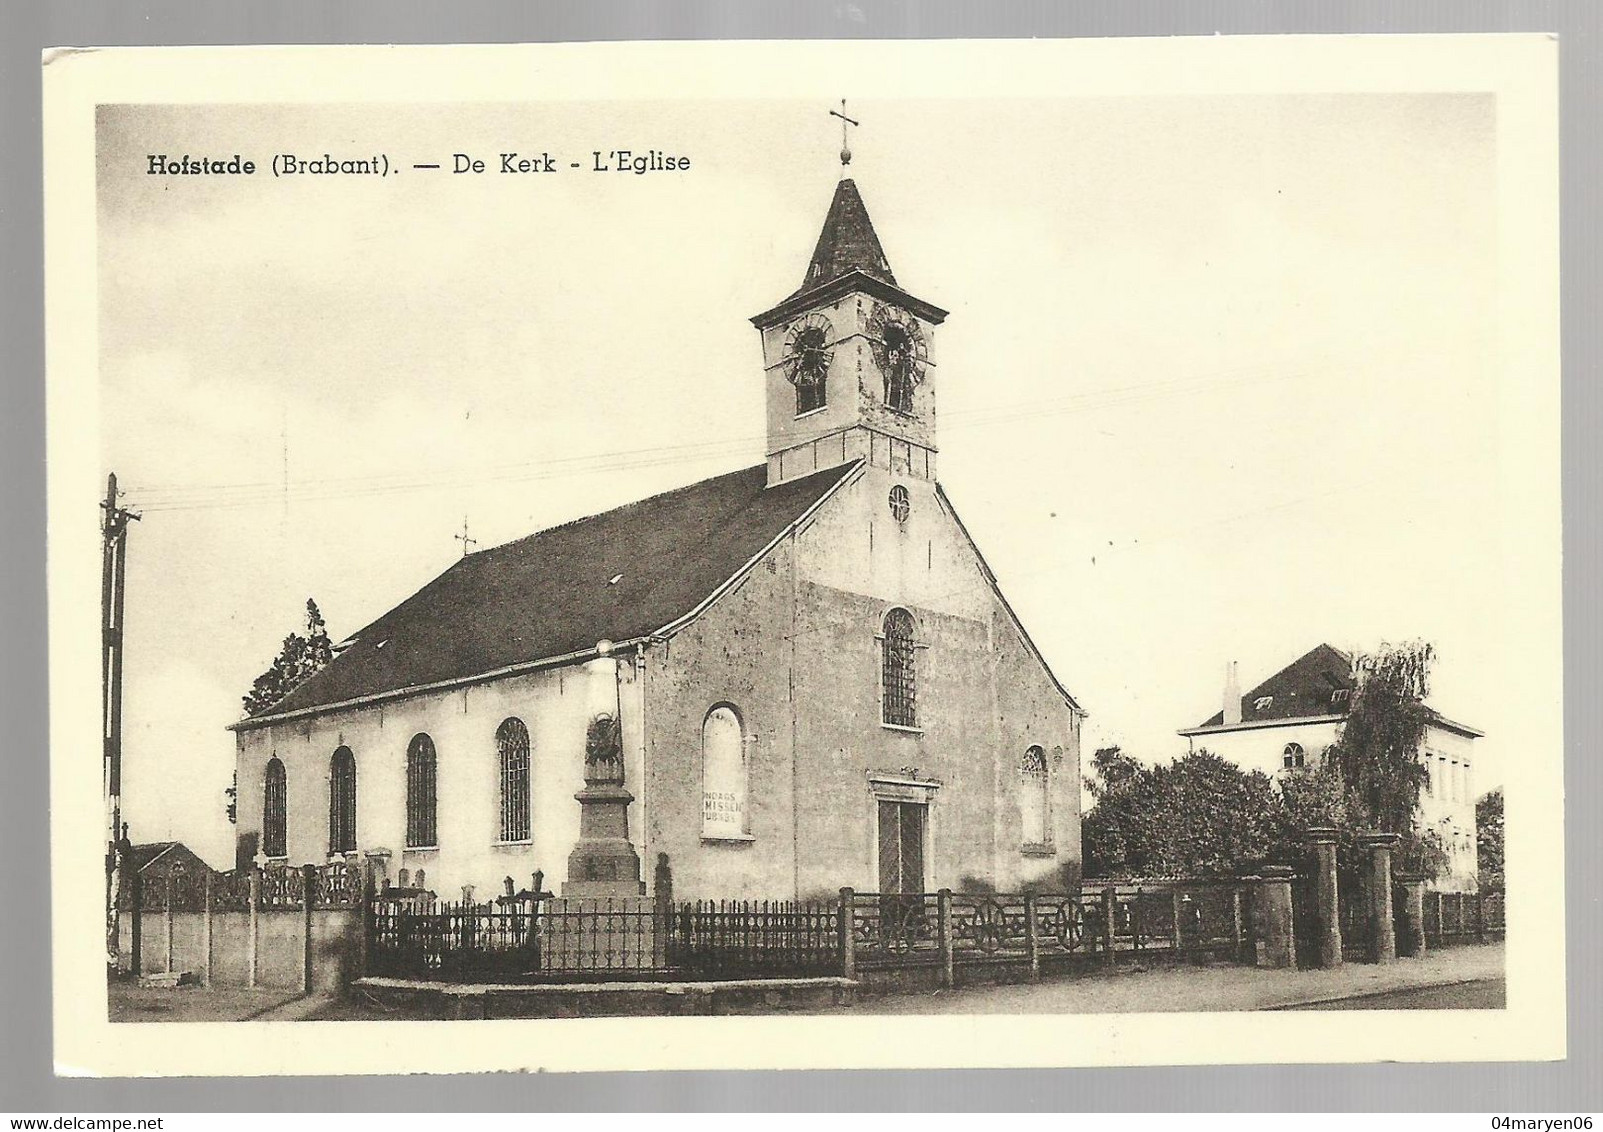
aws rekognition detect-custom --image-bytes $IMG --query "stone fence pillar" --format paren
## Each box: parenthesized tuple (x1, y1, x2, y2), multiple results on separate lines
(1395, 873, 1428, 958)
(1305, 826, 1343, 969)
(1256, 866, 1296, 969)
(1360, 831, 1401, 964)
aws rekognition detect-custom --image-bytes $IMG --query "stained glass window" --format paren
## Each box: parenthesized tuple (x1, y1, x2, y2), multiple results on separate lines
(328, 746, 356, 854)
(263, 757, 287, 858)
(405, 733, 437, 848)
(881, 608, 917, 728)
(1020, 746, 1049, 846)
(497, 718, 531, 843)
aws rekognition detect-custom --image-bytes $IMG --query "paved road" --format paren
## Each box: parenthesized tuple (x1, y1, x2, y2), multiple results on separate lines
(1276, 977, 1506, 1011)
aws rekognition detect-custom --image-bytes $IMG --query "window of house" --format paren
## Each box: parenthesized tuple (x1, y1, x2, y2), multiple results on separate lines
(1331, 688, 1350, 707)
(881, 607, 917, 728)
(1254, 696, 1274, 712)
(496, 718, 531, 843)
(701, 705, 748, 839)
(1020, 746, 1050, 847)
(405, 733, 437, 849)
(1281, 742, 1306, 770)
(263, 757, 287, 859)
(328, 746, 356, 855)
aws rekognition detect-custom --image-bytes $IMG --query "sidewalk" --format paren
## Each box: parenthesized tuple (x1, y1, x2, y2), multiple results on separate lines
(109, 981, 309, 1023)
(849, 942, 1505, 1015)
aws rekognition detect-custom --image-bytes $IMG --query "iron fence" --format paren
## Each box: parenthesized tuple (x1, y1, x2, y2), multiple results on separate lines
(1424, 890, 1501, 946)
(668, 899, 840, 978)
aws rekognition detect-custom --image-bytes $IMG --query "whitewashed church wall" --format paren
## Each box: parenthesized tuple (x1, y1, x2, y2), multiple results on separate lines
(232, 662, 633, 898)
(796, 466, 990, 625)
(641, 536, 803, 901)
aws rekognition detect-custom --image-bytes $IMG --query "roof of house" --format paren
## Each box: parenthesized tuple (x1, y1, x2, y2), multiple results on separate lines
(127, 842, 214, 873)
(1200, 643, 1354, 728)
(234, 461, 859, 727)
(1182, 642, 1482, 739)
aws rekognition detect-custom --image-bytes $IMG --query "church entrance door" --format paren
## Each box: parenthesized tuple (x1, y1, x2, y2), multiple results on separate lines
(877, 799, 926, 894)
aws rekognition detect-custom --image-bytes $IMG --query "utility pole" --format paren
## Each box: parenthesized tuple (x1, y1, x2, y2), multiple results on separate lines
(102, 473, 138, 965)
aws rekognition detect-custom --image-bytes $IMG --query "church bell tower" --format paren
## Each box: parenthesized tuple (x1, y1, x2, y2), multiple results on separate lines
(751, 175, 948, 487)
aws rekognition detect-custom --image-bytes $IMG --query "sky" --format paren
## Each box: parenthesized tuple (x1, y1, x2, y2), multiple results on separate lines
(98, 95, 1502, 868)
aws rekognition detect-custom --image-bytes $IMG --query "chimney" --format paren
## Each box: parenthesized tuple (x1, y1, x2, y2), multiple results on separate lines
(1223, 661, 1242, 725)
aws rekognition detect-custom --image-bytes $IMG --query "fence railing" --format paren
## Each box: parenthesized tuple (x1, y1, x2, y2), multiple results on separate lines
(848, 881, 1253, 977)
(1424, 890, 1503, 946)
(669, 900, 841, 978)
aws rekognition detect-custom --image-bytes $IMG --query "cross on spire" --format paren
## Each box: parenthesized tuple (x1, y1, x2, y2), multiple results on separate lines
(829, 99, 859, 169)
(454, 516, 478, 558)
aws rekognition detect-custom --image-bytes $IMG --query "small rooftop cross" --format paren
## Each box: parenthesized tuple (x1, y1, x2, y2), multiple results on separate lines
(454, 516, 478, 558)
(830, 98, 859, 168)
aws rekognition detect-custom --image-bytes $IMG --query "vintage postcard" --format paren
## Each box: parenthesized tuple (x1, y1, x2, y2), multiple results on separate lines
(44, 37, 1562, 1076)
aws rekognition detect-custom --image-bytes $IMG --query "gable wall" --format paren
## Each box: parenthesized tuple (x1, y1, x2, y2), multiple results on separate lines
(642, 466, 1082, 901)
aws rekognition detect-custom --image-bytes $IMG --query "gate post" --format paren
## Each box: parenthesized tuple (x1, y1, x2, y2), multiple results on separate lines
(246, 866, 260, 988)
(163, 869, 175, 974)
(1395, 873, 1428, 957)
(201, 871, 214, 987)
(838, 887, 856, 981)
(1257, 866, 1296, 969)
(1024, 893, 1040, 981)
(1231, 886, 1245, 964)
(301, 864, 317, 993)
(1305, 827, 1343, 969)
(937, 889, 954, 989)
(129, 872, 143, 978)
(1359, 831, 1400, 963)
(1100, 887, 1116, 969)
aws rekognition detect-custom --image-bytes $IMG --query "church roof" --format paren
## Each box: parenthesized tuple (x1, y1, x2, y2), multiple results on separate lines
(1181, 642, 1482, 739)
(237, 461, 858, 727)
(792, 178, 897, 297)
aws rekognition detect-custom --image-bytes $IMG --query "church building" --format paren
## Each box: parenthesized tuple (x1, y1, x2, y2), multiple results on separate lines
(229, 171, 1085, 902)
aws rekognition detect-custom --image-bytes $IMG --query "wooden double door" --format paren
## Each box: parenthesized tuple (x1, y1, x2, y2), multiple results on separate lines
(877, 799, 927, 895)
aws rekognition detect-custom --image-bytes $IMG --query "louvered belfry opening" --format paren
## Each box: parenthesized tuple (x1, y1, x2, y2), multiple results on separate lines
(406, 733, 437, 848)
(881, 608, 917, 728)
(497, 717, 531, 843)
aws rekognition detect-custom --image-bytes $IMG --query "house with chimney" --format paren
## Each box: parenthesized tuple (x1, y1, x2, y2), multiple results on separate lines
(1179, 644, 1482, 890)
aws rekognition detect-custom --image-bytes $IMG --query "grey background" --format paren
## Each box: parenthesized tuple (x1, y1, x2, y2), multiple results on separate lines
(2, 0, 1595, 1113)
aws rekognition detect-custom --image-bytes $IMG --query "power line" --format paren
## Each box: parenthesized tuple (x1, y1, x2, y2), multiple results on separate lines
(125, 353, 1345, 514)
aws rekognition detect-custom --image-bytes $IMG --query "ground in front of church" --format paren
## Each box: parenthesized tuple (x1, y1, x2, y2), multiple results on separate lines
(108, 941, 1503, 1021)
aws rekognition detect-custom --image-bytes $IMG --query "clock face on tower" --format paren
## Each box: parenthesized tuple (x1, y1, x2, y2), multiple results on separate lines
(782, 312, 834, 414)
(867, 304, 928, 414)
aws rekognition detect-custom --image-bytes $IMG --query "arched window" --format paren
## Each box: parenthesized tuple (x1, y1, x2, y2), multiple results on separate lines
(881, 608, 917, 728)
(701, 705, 748, 839)
(405, 734, 437, 848)
(496, 718, 531, 843)
(262, 757, 287, 859)
(1281, 742, 1306, 770)
(328, 746, 356, 854)
(1020, 746, 1050, 847)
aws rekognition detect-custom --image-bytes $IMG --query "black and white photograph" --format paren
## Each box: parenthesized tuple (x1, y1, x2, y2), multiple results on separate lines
(44, 37, 1564, 1077)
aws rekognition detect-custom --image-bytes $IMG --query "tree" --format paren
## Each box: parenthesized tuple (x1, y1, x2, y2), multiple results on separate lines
(1477, 788, 1504, 891)
(1324, 640, 1434, 834)
(242, 599, 335, 717)
(1082, 748, 1282, 878)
